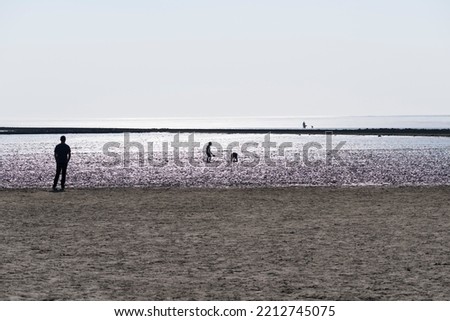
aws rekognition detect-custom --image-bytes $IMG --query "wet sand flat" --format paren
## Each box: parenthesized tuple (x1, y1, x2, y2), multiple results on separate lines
(0, 186, 449, 300)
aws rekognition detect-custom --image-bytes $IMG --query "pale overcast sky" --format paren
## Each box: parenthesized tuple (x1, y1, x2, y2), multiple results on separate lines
(1, 0, 449, 119)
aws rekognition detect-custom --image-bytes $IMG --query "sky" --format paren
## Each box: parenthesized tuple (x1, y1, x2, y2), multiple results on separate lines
(1, 0, 449, 119)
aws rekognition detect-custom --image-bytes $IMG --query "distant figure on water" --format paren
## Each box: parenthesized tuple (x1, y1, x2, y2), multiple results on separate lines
(231, 152, 238, 163)
(206, 142, 215, 163)
(53, 136, 71, 192)
(302, 121, 307, 129)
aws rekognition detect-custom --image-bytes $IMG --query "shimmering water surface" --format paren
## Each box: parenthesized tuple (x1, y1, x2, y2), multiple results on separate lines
(1, 132, 449, 188)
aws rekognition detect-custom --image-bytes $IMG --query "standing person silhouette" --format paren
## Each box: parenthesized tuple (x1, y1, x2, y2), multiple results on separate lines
(206, 142, 215, 163)
(53, 136, 71, 192)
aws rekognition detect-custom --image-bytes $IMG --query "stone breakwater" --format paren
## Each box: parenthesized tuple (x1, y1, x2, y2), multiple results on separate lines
(1, 127, 450, 136)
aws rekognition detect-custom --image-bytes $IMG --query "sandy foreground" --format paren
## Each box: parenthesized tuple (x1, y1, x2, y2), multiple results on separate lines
(0, 186, 449, 300)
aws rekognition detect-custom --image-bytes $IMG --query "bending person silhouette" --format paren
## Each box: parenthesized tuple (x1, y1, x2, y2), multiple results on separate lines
(53, 135, 71, 192)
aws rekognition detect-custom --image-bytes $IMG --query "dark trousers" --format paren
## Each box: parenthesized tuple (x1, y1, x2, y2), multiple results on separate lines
(53, 162, 68, 189)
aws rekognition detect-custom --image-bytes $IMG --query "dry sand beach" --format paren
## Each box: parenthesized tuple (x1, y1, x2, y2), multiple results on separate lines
(1, 186, 449, 300)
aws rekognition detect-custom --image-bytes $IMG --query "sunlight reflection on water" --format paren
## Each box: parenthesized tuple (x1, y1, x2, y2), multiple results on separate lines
(1, 133, 449, 188)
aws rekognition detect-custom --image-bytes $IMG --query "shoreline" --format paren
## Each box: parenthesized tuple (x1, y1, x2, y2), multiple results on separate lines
(1, 127, 450, 136)
(1, 184, 449, 191)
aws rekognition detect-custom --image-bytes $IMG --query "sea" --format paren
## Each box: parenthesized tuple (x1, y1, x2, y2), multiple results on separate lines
(1, 115, 450, 129)
(0, 115, 449, 188)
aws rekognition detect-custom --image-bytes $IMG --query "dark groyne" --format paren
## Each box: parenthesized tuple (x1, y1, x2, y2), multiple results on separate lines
(1, 127, 449, 136)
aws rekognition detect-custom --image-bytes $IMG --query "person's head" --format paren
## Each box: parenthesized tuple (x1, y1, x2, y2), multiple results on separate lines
(208, 142, 212, 146)
(60, 136, 66, 143)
